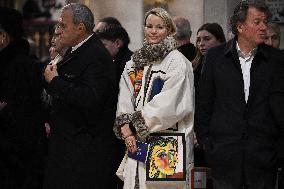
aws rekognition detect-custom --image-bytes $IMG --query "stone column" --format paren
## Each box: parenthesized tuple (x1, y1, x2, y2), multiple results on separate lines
(203, 0, 239, 41)
(169, 0, 204, 45)
(92, 0, 144, 51)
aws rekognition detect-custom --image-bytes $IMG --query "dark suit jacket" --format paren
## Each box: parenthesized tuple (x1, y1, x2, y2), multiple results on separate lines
(177, 42, 196, 61)
(43, 34, 119, 189)
(114, 46, 133, 83)
(195, 38, 284, 173)
(273, 49, 284, 167)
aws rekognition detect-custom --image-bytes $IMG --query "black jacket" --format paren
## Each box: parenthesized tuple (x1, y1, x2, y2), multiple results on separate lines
(43, 34, 119, 189)
(177, 42, 196, 61)
(114, 46, 133, 83)
(0, 38, 45, 189)
(195, 38, 284, 170)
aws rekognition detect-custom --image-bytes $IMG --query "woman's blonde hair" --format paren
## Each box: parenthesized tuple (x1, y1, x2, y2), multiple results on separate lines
(144, 7, 176, 36)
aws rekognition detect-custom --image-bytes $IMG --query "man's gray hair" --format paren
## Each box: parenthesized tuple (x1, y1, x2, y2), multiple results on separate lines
(173, 17, 192, 40)
(63, 3, 94, 34)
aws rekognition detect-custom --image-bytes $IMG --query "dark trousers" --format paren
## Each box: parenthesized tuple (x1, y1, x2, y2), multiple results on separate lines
(0, 154, 44, 189)
(278, 168, 284, 189)
(212, 162, 276, 189)
(278, 158, 284, 189)
(117, 178, 123, 189)
(205, 141, 277, 189)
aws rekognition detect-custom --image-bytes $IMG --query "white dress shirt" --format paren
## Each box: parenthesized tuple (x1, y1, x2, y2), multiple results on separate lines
(71, 34, 93, 53)
(236, 42, 257, 103)
(50, 54, 63, 65)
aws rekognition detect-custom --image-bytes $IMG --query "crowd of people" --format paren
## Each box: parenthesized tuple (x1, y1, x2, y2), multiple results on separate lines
(0, 1, 283, 189)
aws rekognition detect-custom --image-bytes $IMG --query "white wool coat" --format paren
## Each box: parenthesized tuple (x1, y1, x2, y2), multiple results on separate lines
(116, 50, 195, 189)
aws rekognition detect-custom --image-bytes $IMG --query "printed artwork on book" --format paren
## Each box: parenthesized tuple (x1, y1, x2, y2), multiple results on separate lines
(146, 133, 186, 181)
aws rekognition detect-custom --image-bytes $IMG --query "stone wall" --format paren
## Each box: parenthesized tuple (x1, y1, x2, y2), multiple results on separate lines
(91, 0, 144, 51)
(79, 0, 284, 50)
(169, 0, 204, 45)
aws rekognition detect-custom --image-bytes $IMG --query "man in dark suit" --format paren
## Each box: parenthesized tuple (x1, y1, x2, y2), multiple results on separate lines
(95, 25, 133, 84)
(96, 24, 132, 189)
(0, 7, 46, 189)
(43, 3, 118, 189)
(194, 1, 284, 189)
(264, 22, 284, 189)
(276, 76, 284, 189)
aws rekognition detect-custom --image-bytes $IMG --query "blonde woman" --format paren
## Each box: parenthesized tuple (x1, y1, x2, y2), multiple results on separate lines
(114, 7, 194, 189)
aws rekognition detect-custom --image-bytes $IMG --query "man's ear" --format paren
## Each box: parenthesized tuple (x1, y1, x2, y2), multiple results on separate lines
(1, 32, 10, 45)
(237, 21, 243, 33)
(77, 23, 85, 33)
(115, 39, 123, 48)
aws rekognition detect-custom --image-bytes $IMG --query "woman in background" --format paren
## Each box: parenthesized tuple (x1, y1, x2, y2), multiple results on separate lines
(192, 23, 226, 88)
(192, 23, 226, 177)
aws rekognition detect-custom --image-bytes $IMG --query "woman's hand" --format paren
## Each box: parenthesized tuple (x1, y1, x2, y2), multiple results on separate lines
(121, 124, 137, 153)
(121, 124, 132, 138)
(125, 135, 137, 154)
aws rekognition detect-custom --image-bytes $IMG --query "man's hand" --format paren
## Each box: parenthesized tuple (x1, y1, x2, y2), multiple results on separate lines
(45, 122, 51, 138)
(44, 64, 59, 83)
(0, 102, 7, 111)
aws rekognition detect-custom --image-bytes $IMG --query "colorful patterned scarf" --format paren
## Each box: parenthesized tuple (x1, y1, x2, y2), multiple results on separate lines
(128, 68, 144, 97)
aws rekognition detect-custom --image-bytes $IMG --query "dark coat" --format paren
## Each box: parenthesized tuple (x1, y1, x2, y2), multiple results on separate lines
(114, 46, 133, 83)
(43, 34, 119, 189)
(275, 49, 284, 167)
(0, 39, 46, 189)
(195, 38, 284, 180)
(177, 42, 196, 61)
